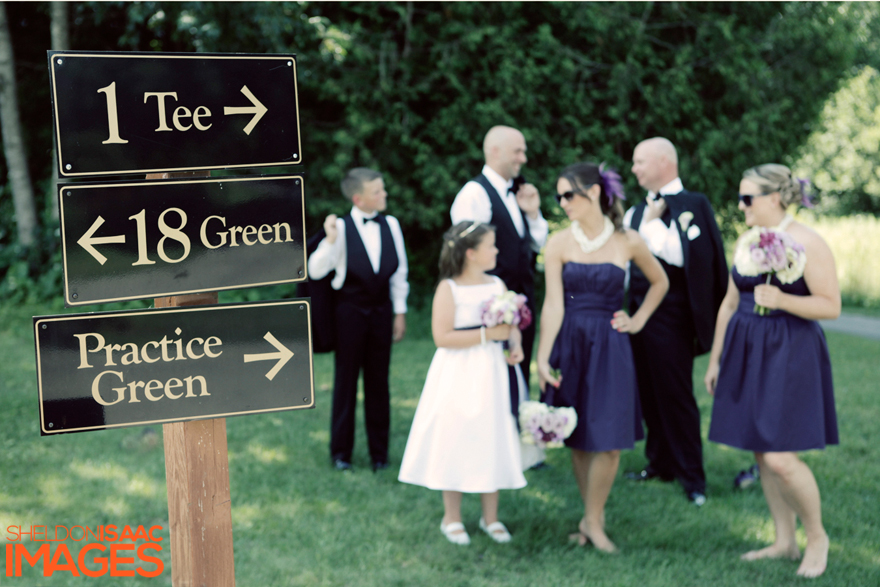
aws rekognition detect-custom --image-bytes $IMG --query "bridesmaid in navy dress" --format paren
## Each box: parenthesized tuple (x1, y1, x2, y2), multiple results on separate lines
(536, 162, 668, 552)
(705, 164, 840, 579)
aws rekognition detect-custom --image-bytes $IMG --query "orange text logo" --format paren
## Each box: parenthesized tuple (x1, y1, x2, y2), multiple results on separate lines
(4, 524, 164, 578)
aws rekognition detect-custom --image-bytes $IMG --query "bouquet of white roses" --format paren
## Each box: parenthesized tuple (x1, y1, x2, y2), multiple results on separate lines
(734, 228, 806, 315)
(518, 401, 578, 449)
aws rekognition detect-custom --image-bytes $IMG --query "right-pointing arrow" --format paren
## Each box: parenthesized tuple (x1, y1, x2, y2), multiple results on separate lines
(243, 332, 294, 381)
(224, 85, 268, 136)
(77, 216, 126, 265)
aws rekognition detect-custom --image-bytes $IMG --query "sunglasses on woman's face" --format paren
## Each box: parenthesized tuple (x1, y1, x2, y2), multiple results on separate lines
(555, 191, 579, 205)
(738, 193, 765, 206)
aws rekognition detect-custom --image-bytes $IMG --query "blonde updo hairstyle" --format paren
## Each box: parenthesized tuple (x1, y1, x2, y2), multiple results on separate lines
(742, 164, 805, 209)
(438, 221, 495, 280)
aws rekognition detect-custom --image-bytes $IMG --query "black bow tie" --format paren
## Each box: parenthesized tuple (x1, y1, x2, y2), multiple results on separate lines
(509, 175, 526, 195)
(362, 215, 380, 224)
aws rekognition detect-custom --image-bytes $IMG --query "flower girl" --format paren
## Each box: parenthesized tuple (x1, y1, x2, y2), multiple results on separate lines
(398, 221, 527, 545)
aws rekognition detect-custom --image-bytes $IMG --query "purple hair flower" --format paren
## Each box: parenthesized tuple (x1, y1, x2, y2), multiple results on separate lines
(797, 178, 815, 209)
(598, 163, 626, 206)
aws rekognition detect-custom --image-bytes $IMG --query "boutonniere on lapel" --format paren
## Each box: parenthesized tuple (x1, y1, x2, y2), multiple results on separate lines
(678, 211, 694, 231)
(678, 211, 701, 240)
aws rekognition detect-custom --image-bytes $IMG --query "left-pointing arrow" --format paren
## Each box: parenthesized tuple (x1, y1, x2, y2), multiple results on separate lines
(243, 332, 294, 381)
(77, 216, 125, 265)
(223, 85, 268, 136)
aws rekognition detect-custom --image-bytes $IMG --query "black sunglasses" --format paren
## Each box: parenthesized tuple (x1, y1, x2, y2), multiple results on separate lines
(738, 193, 765, 206)
(555, 190, 581, 205)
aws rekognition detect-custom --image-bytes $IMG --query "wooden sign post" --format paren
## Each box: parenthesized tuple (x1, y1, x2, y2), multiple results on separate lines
(163, 416, 233, 587)
(152, 170, 232, 587)
(151, 171, 228, 586)
(158, 295, 234, 586)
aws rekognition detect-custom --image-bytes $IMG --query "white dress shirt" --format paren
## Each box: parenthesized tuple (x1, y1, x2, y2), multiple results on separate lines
(623, 177, 685, 267)
(450, 165, 549, 248)
(307, 206, 409, 314)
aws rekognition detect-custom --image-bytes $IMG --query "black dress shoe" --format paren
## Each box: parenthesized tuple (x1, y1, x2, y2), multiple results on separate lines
(624, 469, 673, 482)
(333, 459, 353, 472)
(530, 461, 551, 471)
(687, 491, 707, 506)
(371, 461, 389, 472)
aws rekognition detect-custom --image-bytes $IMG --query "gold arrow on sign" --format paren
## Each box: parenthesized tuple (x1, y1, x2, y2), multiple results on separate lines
(243, 332, 294, 381)
(223, 85, 268, 136)
(77, 216, 126, 265)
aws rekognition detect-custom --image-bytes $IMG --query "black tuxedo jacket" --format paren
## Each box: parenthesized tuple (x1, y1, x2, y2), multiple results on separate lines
(297, 228, 336, 353)
(629, 190, 728, 355)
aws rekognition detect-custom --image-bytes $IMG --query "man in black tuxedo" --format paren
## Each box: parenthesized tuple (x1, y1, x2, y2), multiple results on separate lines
(308, 168, 409, 472)
(450, 126, 548, 389)
(624, 137, 728, 505)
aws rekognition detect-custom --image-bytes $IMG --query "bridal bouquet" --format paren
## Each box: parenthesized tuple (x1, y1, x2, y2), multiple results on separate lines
(734, 228, 806, 315)
(481, 291, 532, 330)
(518, 401, 578, 449)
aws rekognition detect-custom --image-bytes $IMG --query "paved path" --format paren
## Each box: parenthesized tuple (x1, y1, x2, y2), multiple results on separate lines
(820, 312, 880, 341)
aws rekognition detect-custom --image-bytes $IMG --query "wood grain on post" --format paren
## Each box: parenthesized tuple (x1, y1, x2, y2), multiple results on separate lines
(150, 172, 235, 587)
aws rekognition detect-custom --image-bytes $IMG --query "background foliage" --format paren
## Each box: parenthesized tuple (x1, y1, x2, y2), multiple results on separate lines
(1, 1, 879, 304)
(794, 65, 880, 216)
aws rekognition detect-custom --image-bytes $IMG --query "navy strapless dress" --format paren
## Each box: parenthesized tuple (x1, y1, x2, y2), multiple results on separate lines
(708, 267, 838, 452)
(547, 263, 644, 452)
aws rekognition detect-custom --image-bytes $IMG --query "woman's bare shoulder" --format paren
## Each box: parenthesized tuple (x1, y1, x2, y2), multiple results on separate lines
(788, 221, 830, 254)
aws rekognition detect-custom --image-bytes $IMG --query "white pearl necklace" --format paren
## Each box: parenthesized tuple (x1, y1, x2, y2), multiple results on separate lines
(571, 217, 615, 254)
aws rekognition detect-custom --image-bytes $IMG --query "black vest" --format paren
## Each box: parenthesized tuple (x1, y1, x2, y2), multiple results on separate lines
(472, 174, 534, 296)
(338, 214, 399, 308)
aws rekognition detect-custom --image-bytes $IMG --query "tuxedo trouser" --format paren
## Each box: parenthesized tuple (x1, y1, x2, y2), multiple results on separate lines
(330, 300, 393, 463)
(630, 300, 706, 494)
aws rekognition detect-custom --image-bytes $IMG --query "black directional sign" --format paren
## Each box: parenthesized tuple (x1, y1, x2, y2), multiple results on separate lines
(34, 300, 315, 435)
(59, 175, 306, 306)
(49, 51, 301, 177)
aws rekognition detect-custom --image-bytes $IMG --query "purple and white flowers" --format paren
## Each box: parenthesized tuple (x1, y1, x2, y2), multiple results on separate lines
(480, 291, 532, 330)
(734, 228, 807, 315)
(518, 401, 578, 449)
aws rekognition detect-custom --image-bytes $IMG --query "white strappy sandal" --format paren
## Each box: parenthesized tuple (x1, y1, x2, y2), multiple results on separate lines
(440, 521, 470, 545)
(479, 517, 512, 543)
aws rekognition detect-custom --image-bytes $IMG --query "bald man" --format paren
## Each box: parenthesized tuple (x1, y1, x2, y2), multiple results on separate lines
(623, 137, 728, 505)
(451, 126, 548, 421)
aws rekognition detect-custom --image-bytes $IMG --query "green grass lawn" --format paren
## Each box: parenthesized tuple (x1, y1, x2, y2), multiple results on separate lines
(1, 302, 879, 586)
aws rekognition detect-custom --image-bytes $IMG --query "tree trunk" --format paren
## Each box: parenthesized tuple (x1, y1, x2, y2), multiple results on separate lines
(48, 1, 69, 221)
(50, 2, 69, 50)
(0, 1, 37, 247)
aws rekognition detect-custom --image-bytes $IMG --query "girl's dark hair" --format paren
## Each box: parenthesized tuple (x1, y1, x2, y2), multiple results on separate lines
(438, 221, 495, 279)
(558, 162, 625, 231)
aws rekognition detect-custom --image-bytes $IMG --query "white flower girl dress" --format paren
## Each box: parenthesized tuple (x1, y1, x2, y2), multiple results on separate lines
(398, 277, 527, 492)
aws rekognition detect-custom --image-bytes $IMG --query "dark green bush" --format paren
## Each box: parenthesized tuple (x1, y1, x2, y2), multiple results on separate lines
(1, 2, 875, 307)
